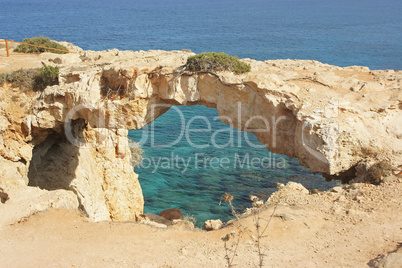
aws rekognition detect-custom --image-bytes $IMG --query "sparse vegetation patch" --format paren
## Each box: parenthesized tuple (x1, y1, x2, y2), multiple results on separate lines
(35, 64, 60, 91)
(185, 52, 251, 74)
(0, 64, 60, 92)
(14, 36, 69, 54)
(367, 161, 393, 184)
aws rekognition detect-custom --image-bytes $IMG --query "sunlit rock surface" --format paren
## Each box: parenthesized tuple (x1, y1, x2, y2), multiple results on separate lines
(0, 45, 401, 222)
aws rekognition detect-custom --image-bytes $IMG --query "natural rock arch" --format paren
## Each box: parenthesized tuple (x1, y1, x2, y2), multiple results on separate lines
(3, 49, 401, 222)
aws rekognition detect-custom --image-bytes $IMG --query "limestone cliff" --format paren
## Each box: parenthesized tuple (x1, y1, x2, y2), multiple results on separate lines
(0, 47, 401, 222)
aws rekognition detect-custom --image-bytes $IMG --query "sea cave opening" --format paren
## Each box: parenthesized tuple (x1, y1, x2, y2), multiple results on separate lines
(129, 105, 339, 228)
(28, 131, 80, 191)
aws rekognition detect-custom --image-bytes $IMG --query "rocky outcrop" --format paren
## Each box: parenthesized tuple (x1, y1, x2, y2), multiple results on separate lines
(204, 219, 223, 231)
(370, 246, 402, 268)
(0, 46, 401, 222)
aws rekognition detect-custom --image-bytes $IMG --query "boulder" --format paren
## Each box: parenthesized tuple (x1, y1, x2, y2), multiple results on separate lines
(159, 208, 183, 220)
(371, 246, 402, 268)
(204, 219, 223, 231)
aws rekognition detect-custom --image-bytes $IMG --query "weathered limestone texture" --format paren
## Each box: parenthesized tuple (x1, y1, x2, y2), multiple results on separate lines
(0, 47, 401, 222)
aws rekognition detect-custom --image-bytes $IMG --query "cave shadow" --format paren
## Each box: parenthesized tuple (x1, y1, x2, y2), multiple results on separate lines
(28, 118, 87, 214)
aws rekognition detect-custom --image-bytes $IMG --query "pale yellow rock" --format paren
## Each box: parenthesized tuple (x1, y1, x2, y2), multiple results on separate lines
(204, 219, 223, 231)
(375, 247, 402, 268)
(0, 46, 401, 223)
(0, 115, 10, 132)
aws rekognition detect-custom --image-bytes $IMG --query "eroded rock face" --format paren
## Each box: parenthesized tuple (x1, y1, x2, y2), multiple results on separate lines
(0, 47, 401, 222)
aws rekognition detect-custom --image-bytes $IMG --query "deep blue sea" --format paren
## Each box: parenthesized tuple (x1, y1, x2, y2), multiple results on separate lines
(2, 0, 402, 227)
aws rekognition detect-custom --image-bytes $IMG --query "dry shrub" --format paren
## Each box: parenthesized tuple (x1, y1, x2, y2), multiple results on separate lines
(367, 161, 393, 184)
(0, 64, 59, 92)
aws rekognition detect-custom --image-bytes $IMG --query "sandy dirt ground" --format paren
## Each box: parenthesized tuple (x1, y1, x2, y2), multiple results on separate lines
(0, 43, 46, 73)
(0, 179, 401, 268)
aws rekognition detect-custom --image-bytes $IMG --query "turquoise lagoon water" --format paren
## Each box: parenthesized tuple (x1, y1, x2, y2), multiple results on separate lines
(129, 105, 339, 226)
(2, 0, 402, 226)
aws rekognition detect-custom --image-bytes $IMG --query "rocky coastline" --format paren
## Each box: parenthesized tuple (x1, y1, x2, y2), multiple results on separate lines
(0, 43, 401, 267)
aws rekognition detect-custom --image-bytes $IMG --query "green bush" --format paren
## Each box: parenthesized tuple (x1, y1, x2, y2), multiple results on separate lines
(34, 65, 60, 91)
(0, 74, 5, 86)
(0, 64, 59, 92)
(14, 36, 69, 54)
(185, 52, 251, 74)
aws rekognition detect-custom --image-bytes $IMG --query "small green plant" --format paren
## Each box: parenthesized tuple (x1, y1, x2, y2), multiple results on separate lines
(14, 36, 69, 54)
(0, 64, 59, 92)
(185, 52, 251, 74)
(34, 64, 60, 91)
